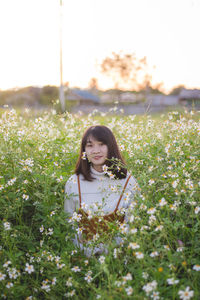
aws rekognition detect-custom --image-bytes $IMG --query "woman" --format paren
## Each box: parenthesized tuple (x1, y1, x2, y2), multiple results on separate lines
(64, 125, 139, 256)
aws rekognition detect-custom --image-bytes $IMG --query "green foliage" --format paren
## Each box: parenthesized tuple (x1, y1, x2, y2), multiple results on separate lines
(0, 85, 59, 107)
(0, 109, 199, 299)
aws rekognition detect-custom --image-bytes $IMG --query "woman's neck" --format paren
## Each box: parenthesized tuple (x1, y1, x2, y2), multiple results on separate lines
(91, 164, 103, 173)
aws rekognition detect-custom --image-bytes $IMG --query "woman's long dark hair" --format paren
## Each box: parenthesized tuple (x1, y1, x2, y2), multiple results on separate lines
(75, 125, 127, 181)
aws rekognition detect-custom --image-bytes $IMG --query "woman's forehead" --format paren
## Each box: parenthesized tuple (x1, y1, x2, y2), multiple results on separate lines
(86, 134, 101, 143)
(86, 135, 99, 143)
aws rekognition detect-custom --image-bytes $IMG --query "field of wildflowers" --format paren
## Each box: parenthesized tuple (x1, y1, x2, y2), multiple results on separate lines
(0, 108, 199, 299)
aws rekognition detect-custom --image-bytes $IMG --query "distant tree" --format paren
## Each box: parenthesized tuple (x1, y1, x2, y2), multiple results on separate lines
(100, 52, 153, 92)
(40, 85, 59, 105)
(169, 85, 185, 95)
(88, 77, 99, 90)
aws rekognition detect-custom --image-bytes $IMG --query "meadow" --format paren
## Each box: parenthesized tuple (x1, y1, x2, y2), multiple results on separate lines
(0, 107, 199, 299)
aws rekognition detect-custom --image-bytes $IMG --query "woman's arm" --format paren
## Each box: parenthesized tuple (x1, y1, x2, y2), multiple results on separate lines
(123, 175, 140, 223)
(64, 177, 79, 217)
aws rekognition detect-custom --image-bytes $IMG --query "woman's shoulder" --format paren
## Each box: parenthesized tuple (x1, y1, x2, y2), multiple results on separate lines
(127, 172, 137, 183)
(126, 172, 140, 191)
(65, 174, 78, 193)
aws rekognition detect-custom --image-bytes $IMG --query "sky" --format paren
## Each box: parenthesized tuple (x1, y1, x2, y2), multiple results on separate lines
(0, 0, 200, 93)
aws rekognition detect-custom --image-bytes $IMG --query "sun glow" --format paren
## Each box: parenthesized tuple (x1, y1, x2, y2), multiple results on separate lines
(0, 0, 200, 92)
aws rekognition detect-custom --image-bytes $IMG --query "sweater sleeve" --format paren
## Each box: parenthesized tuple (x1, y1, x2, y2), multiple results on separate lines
(64, 176, 79, 217)
(123, 175, 140, 223)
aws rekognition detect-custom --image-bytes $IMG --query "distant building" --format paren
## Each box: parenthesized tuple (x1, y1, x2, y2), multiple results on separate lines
(100, 93, 117, 103)
(66, 89, 100, 105)
(119, 92, 143, 103)
(179, 88, 200, 101)
(100, 92, 143, 103)
(147, 95, 179, 106)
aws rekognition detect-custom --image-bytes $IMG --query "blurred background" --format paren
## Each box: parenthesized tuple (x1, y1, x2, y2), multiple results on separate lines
(0, 0, 200, 114)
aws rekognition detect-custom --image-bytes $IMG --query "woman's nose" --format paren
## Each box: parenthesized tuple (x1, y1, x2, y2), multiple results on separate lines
(92, 145, 100, 153)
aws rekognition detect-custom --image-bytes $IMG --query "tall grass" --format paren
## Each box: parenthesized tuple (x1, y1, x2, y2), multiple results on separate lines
(0, 108, 199, 299)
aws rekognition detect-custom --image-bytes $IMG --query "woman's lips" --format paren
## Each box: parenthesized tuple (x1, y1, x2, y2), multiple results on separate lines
(93, 156, 103, 159)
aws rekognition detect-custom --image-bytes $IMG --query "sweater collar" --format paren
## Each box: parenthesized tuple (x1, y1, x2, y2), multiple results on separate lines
(90, 166, 106, 178)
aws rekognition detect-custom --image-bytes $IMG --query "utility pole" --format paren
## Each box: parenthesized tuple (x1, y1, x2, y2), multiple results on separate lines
(59, 0, 65, 112)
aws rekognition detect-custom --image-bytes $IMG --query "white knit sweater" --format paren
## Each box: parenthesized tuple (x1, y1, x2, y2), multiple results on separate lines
(64, 166, 139, 256)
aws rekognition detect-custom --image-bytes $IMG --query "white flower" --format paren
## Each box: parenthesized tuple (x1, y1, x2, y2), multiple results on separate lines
(7, 178, 16, 186)
(41, 281, 51, 292)
(172, 180, 179, 188)
(113, 248, 119, 258)
(128, 223, 137, 231)
(107, 171, 115, 179)
(147, 207, 156, 215)
(178, 286, 194, 300)
(102, 164, 108, 173)
(119, 144, 125, 151)
(142, 272, 149, 279)
(141, 225, 150, 231)
(193, 264, 200, 271)
(164, 245, 170, 251)
(125, 286, 133, 295)
(57, 263, 65, 269)
(0, 272, 6, 281)
(54, 256, 60, 263)
(22, 194, 29, 200)
(177, 247, 184, 252)
(99, 256, 105, 264)
(159, 198, 167, 207)
(110, 185, 117, 192)
(167, 277, 179, 285)
(149, 215, 156, 225)
(123, 273, 132, 281)
(129, 215, 135, 223)
(93, 233, 100, 242)
(47, 228, 53, 235)
(194, 206, 200, 214)
(40, 225, 44, 233)
(149, 179, 155, 185)
(71, 212, 82, 222)
(3, 261, 11, 268)
(151, 291, 160, 300)
(128, 242, 140, 250)
(52, 277, 57, 285)
(81, 152, 87, 160)
(71, 266, 81, 272)
(3, 222, 11, 230)
(66, 277, 73, 287)
(47, 255, 54, 261)
(135, 252, 144, 259)
(66, 290, 75, 297)
(25, 263, 34, 274)
(6, 282, 13, 289)
(84, 274, 93, 283)
(142, 280, 157, 296)
(115, 280, 122, 287)
(150, 251, 159, 258)
(155, 225, 163, 232)
(8, 267, 20, 279)
(56, 176, 63, 183)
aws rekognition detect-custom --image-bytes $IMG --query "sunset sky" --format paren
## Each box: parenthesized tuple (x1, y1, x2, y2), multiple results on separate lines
(0, 0, 200, 92)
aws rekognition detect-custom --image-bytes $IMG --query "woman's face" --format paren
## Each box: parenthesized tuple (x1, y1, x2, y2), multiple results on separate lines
(85, 135, 108, 172)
